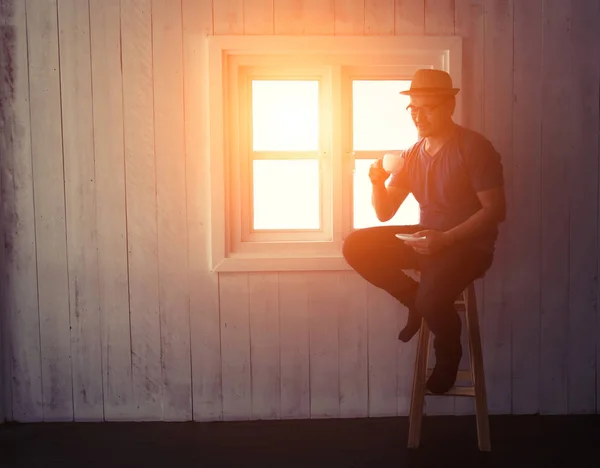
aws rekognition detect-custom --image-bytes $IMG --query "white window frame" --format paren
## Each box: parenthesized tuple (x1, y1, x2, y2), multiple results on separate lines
(207, 36, 462, 272)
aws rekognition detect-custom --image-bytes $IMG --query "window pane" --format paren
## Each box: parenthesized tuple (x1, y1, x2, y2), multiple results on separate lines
(252, 80, 319, 151)
(353, 80, 418, 151)
(353, 159, 419, 229)
(253, 159, 320, 230)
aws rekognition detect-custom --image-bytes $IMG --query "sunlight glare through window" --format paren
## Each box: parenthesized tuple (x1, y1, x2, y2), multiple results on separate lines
(252, 80, 319, 151)
(253, 159, 320, 230)
(352, 80, 420, 228)
(353, 80, 418, 151)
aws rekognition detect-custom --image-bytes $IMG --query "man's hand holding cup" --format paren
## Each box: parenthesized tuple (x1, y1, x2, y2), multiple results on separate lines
(369, 152, 404, 186)
(368, 159, 390, 186)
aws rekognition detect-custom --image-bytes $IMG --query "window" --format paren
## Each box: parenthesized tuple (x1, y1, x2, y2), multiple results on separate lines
(207, 36, 462, 271)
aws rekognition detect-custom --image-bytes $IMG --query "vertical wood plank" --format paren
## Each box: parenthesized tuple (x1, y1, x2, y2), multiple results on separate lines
(568, 0, 599, 414)
(0, 0, 42, 422)
(365, 0, 395, 35)
(455, 0, 484, 132)
(0, 141, 4, 421)
(338, 272, 368, 418)
(394, 0, 425, 34)
(308, 272, 340, 418)
(425, 0, 455, 35)
(274, 0, 304, 34)
(121, 0, 162, 420)
(539, 0, 570, 415)
(0, 1, 6, 422)
(249, 273, 280, 419)
(422, 0, 459, 416)
(334, 0, 364, 35)
(213, 0, 251, 417)
(596, 3, 600, 418)
(278, 273, 310, 419)
(152, 0, 192, 421)
(214, 0, 243, 35)
(58, 0, 103, 422)
(482, 0, 513, 415)
(211, 0, 248, 424)
(302, 0, 336, 34)
(182, 0, 222, 422)
(366, 285, 399, 417)
(220, 273, 252, 420)
(89, 0, 133, 421)
(25, 0, 70, 422)
(510, 0, 542, 415)
(244, 0, 273, 34)
(0, 171, 4, 423)
(454, 0, 485, 416)
(592, 1, 600, 413)
(274, 0, 335, 35)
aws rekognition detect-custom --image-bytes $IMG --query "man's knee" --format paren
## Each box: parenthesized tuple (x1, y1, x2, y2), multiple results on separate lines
(342, 229, 364, 265)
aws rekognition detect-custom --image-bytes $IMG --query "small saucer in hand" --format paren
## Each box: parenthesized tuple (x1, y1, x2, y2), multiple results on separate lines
(395, 233, 426, 241)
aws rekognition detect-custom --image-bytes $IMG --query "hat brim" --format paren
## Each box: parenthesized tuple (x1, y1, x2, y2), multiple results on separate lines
(399, 88, 460, 96)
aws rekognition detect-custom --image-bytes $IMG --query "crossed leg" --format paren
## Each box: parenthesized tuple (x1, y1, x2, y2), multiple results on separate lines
(416, 245, 493, 393)
(342, 225, 424, 339)
(343, 225, 494, 393)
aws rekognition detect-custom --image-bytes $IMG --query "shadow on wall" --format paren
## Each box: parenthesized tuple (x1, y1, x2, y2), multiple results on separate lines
(0, 0, 16, 424)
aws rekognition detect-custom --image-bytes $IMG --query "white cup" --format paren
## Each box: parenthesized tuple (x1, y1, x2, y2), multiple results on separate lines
(382, 152, 404, 174)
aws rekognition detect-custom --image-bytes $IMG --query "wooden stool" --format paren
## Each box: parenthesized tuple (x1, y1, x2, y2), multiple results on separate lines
(407, 282, 491, 451)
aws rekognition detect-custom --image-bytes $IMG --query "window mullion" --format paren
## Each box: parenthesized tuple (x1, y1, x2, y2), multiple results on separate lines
(330, 65, 345, 244)
(239, 68, 252, 246)
(319, 67, 334, 242)
(340, 67, 355, 238)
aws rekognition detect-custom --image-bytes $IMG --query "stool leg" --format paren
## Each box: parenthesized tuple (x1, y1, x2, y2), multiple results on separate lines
(408, 320, 430, 448)
(466, 284, 491, 452)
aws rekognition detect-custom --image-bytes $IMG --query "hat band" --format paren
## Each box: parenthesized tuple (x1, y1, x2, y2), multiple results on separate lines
(401, 86, 459, 95)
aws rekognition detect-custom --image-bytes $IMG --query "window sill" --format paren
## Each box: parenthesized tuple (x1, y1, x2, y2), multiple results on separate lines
(211, 253, 352, 272)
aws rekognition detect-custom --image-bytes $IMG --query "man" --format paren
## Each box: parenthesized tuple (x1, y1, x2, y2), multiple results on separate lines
(342, 69, 506, 395)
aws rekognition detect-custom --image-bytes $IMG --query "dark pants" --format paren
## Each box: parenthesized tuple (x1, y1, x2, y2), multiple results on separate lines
(342, 224, 494, 352)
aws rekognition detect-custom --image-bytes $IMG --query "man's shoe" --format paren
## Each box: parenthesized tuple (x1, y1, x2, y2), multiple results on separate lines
(398, 308, 421, 342)
(426, 344, 462, 395)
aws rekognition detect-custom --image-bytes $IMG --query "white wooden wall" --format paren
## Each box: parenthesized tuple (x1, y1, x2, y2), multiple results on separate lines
(0, 0, 598, 422)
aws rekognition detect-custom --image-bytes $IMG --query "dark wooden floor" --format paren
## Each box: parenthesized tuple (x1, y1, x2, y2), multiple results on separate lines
(0, 415, 598, 467)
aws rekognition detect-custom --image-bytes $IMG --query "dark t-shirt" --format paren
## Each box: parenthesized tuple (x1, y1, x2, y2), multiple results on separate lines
(389, 125, 504, 252)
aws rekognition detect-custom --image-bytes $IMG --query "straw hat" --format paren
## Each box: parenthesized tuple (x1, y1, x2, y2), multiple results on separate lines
(400, 69, 460, 96)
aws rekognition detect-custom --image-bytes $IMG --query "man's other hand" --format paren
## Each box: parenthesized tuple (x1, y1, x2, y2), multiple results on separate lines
(368, 159, 390, 185)
(402, 229, 451, 255)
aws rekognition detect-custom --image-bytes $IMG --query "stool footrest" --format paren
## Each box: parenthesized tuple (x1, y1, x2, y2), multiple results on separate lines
(426, 386, 475, 397)
(426, 369, 472, 382)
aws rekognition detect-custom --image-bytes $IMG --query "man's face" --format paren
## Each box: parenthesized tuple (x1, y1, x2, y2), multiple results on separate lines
(407, 94, 454, 138)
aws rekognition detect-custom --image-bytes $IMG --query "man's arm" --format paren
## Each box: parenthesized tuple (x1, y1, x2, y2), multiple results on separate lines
(368, 156, 411, 221)
(443, 186, 506, 245)
(372, 183, 410, 222)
